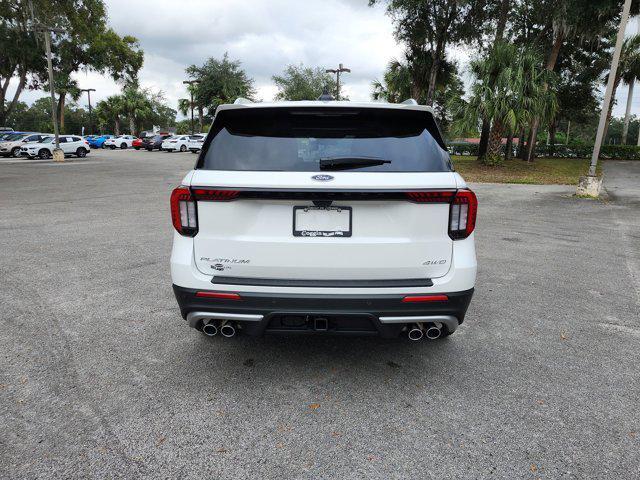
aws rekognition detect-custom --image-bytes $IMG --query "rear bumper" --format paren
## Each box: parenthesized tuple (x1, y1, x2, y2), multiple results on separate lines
(172, 284, 474, 337)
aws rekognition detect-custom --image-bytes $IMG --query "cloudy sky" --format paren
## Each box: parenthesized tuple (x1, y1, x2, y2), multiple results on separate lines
(10, 0, 639, 117)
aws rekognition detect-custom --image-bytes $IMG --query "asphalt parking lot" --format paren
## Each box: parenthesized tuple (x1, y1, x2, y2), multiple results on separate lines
(1, 149, 639, 479)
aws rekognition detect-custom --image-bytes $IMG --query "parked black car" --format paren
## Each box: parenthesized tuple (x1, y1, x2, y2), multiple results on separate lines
(141, 134, 172, 151)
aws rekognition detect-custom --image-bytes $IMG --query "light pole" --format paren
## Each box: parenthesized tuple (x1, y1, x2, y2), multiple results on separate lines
(578, 0, 632, 196)
(182, 80, 200, 134)
(325, 63, 351, 100)
(80, 88, 96, 135)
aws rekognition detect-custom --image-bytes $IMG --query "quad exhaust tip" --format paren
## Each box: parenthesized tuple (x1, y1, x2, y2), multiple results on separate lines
(408, 324, 424, 341)
(407, 322, 443, 341)
(202, 320, 218, 337)
(220, 321, 237, 338)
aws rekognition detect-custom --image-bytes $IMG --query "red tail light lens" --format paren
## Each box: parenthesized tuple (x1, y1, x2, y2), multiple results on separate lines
(405, 191, 455, 203)
(449, 189, 477, 240)
(170, 186, 198, 237)
(405, 189, 477, 240)
(192, 189, 240, 201)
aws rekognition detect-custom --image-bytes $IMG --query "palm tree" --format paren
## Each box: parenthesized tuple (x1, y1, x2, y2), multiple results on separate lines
(603, 34, 640, 143)
(54, 75, 81, 133)
(121, 86, 151, 135)
(95, 95, 124, 135)
(458, 42, 557, 165)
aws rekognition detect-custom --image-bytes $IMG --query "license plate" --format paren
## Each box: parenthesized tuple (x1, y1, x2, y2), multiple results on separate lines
(293, 206, 352, 237)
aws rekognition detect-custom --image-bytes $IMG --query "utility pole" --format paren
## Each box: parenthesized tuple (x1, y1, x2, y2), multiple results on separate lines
(27, 0, 64, 161)
(80, 88, 96, 135)
(183, 80, 200, 134)
(325, 63, 351, 100)
(578, 0, 632, 196)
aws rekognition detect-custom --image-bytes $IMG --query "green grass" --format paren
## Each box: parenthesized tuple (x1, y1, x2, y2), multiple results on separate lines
(450, 156, 601, 185)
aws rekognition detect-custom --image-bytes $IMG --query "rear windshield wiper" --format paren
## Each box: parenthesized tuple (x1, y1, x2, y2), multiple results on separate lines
(319, 156, 391, 171)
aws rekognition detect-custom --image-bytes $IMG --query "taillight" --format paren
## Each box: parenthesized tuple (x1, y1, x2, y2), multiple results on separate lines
(170, 186, 198, 237)
(192, 189, 239, 201)
(449, 189, 477, 240)
(405, 189, 477, 240)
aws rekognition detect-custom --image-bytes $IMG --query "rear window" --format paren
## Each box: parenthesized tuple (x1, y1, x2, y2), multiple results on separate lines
(198, 107, 451, 172)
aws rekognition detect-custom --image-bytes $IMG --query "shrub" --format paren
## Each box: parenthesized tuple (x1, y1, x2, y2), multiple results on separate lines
(448, 141, 640, 160)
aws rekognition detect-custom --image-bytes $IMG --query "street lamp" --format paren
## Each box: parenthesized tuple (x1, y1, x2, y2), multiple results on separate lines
(80, 88, 96, 135)
(182, 80, 201, 135)
(325, 63, 351, 100)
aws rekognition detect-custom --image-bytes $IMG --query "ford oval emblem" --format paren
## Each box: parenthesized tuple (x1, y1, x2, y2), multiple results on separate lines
(312, 174, 334, 181)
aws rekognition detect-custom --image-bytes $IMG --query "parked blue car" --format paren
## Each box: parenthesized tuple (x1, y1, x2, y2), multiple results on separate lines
(87, 135, 113, 149)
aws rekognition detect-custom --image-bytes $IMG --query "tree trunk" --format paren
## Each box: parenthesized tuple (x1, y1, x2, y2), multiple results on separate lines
(0, 69, 27, 126)
(198, 105, 204, 132)
(495, 0, 510, 41)
(129, 116, 135, 136)
(57, 93, 66, 133)
(525, 31, 564, 162)
(114, 118, 120, 136)
(478, 118, 491, 158)
(622, 81, 635, 144)
(505, 129, 514, 161)
(483, 120, 504, 165)
(425, 53, 441, 106)
(566, 121, 571, 145)
(549, 118, 557, 154)
(522, 129, 534, 160)
(517, 128, 526, 158)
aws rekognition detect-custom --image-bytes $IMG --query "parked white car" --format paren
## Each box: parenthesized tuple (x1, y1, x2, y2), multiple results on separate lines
(161, 135, 192, 152)
(170, 99, 477, 341)
(104, 135, 136, 149)
(187, 134, 206, 153)
(0, 133, 51, 157)
(21, 135, 90, 159)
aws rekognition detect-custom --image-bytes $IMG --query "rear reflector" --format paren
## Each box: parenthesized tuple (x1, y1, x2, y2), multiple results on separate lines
(195, 291, 242, 300)
(402, 295, 449, 303)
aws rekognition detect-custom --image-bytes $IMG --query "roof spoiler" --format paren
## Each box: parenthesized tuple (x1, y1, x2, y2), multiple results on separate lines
(233, 97, 253, 105)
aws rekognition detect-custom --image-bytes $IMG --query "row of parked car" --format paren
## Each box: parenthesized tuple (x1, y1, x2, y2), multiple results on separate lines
(86, 133, 206, 153)
(0, 131, 90, 159)
(0, 130, 207, 159)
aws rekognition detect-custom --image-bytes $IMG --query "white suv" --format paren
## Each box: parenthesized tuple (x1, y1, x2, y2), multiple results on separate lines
(21, 135, 90, 159)
(170, 100, 477, 340)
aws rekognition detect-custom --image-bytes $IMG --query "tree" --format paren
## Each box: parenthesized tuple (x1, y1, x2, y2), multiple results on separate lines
(272, 64, 337, 101)
(458, 42, 557, 165)
(513, 0, 632, 161)
(372, 57, 464, 134)
(602, 35, 640, 142)
(0, 0, 46, 125)
(371, 0, 489, 105)
(0, 0, 143, 128)
(94, 95, 123, 135)
(185, 53, 255, 119)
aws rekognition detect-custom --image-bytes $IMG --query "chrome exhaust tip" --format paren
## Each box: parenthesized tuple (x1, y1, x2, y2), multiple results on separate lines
(425, 322, 442, 340)
(408, 323, 424, 341)
(202, 320, 218, 337)
(220, 321, 236, 338)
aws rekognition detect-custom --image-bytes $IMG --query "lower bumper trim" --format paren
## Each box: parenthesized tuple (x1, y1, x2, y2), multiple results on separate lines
(186, 311, 264, 327)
